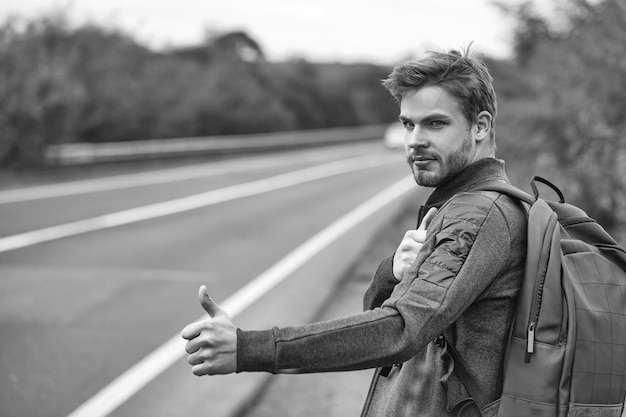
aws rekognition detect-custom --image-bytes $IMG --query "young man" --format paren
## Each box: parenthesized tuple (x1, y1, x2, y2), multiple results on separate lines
(182, 47, 527, 416)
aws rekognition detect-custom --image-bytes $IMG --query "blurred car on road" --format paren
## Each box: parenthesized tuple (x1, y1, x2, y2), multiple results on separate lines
(383, 122, 406, 150)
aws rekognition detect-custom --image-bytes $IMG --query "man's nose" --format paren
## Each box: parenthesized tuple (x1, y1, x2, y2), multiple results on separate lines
(408, 127, 428, 148)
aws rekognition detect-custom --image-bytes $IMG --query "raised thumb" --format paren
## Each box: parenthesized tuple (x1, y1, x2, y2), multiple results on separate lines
(198, 285, 226, 318)
(418, 207, 438, 231)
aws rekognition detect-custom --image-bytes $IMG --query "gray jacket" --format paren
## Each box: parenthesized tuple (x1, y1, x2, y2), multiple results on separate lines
(237, 158, 527, 416)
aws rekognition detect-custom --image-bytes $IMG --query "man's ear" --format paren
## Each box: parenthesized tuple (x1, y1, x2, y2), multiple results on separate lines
(474, 111, 493, 142)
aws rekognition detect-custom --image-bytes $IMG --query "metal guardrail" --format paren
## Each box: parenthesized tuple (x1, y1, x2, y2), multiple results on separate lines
(44, 124, 389, 165)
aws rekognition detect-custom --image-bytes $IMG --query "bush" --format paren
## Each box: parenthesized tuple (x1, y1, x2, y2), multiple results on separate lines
(0, 13, 397, 167)
(495, 0, 626, 241)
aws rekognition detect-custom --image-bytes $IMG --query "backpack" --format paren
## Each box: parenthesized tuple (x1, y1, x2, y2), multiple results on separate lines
(445, 176, 626, 416)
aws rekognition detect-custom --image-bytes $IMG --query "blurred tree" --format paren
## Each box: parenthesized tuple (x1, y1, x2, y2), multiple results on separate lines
(343, 64, 399, 125)
(70, 26, 152, 143)
(266, 60, 329, 129)
(210, 31, 265, 62)
(171, 30, 265, 65)
(0, 14, 86, 165)
(190, 59, 297, 135)
(496, 0, 626, 239)
(0, 12, 399, 167)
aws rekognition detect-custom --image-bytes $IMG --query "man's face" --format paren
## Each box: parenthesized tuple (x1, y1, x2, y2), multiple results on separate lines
(399, 86, 476, 188)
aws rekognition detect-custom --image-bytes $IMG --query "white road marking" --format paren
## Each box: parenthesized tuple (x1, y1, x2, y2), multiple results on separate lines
(64, 175, 415, 417)
(0, 154, 398, 253)
(0, 146, 372, 204)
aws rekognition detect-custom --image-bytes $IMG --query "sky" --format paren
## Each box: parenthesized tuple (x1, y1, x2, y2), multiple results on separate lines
(0, 0, 525, 65)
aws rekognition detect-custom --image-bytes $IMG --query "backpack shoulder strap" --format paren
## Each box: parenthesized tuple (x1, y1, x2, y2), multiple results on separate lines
(440, 179, 537, 410)
(440, 335, 491, 410)
(473, 176, 569, 207)
(471, 180, 536, 205)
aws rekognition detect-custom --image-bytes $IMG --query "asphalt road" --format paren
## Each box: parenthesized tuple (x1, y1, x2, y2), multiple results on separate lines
(0, 142, 429, 417)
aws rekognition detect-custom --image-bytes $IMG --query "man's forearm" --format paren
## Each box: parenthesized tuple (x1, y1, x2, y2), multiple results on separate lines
(236, 308, 411, 374)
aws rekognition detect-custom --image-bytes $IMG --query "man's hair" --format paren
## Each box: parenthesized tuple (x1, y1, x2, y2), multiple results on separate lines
(382, 45, 497, 141)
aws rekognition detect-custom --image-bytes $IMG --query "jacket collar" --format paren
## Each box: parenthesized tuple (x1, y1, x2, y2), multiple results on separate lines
(420, 158, 509, 217)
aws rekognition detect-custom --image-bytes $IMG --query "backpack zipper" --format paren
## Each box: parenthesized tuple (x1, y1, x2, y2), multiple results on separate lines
(526, 322, 536, 361)
(525, 213, 558, 363)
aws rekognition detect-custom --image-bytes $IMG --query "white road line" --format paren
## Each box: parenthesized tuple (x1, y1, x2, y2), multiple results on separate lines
(0, 159, 278, 204)
(0, 155, 398, 253)
(65, 175, 415, 417)
(0, 146, 371, 204)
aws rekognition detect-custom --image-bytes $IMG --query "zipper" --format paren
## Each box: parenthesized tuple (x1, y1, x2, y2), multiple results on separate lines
(525, 322, 536, 362)
(525, 213, 558, 363)
(559, 291, 568, 346)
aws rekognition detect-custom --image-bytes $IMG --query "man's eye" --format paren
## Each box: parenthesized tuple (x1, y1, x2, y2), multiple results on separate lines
(402, 121, 414, 129)
(429, 120, 445, 127)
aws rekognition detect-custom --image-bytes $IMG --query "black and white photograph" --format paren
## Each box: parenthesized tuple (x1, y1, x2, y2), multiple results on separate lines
(1, 1, 625, 416)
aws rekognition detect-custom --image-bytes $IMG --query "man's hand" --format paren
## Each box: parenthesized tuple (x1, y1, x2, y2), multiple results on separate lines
(181, 285, 237, 376)
(393, 207, 438, 280)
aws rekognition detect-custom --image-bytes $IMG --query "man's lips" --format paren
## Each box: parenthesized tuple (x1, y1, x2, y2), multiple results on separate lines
(410, 155, 436, 164)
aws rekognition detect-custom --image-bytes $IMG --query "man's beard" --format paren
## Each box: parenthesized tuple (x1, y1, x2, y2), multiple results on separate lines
(407, 134, 473, 188)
